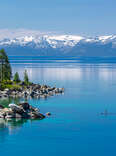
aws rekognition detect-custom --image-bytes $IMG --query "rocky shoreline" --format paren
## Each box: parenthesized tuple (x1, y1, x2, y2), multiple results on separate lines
(0, 83, 64, 99)
(0, 50, 64, 120)
(0, 83, 64, 120)
(0, 102, 47, 119)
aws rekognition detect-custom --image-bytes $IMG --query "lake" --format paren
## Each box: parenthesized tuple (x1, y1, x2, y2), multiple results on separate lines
(0, 57, 116, 156)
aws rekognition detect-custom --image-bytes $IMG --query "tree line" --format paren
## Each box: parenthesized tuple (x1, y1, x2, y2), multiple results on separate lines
(0, 49, 29, 85)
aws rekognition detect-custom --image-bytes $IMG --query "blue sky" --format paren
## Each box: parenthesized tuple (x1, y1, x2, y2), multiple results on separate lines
(0, 0, 116, 36)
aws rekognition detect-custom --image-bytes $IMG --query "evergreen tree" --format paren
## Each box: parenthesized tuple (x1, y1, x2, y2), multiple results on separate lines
(0, 49, 12, 81)
(13, 72, 20, 83)
(24, 70, 29, 85)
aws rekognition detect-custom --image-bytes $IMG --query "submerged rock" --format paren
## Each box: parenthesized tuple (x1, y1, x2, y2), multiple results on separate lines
(46, 112, 51, 116)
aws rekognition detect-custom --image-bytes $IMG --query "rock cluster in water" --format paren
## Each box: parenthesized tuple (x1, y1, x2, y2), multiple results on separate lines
(0, 83, 64, 99)
(0, 102, 46, 119)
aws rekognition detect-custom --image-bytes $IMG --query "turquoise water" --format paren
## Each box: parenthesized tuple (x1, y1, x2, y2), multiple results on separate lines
(1, 59, 116, 155)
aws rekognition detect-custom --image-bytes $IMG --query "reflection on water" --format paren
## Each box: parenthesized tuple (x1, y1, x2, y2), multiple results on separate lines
(0, 118, 27, 131)
(100, 109, 116, 116)
(0, 97, 26, 107)
(1, 61, 116, 156)
(0, 118, 41, 143)
(12, 63, 116, 84)
(0, 118, 27, 142)
(0, 98, 12, 108)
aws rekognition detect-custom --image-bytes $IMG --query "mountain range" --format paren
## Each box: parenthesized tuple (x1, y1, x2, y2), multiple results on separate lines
(0, 32, 116, 57)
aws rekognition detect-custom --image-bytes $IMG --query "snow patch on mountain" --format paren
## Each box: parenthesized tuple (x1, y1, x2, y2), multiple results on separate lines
(98, 35, 116, 43)
(44, 35, 84, 48)
(0, 32, 116, 50)
(0, 35, 85, 48)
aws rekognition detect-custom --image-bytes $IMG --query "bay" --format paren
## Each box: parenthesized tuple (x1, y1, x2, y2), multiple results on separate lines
(0, 57, 116, 156)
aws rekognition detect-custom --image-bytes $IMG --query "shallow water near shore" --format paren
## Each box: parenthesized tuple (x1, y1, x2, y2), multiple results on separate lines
(1, 58, 116, 156)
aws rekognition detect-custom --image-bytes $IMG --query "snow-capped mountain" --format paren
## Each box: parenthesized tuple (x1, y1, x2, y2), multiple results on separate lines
(0, 35, 84, 48)
(1, 34, 116, 47)
(0, 31, 116, 56)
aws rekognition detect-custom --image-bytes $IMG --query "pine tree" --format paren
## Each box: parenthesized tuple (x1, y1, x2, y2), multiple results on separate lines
(24, 70, 29, 85)
(13, 72, 20, 83)
(0, 49, 12, 81)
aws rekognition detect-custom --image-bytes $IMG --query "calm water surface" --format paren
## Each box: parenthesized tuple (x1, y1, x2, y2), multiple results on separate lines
(0, 59, 116, 156)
